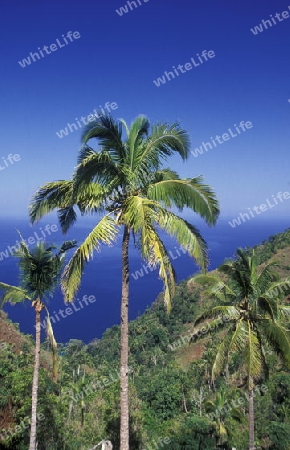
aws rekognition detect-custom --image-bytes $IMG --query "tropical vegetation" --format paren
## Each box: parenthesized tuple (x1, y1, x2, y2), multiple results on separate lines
(0, 228, 290, 448)
(1, 112, 290, 449)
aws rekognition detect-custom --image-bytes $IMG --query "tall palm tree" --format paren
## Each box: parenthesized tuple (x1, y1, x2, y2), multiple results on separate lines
(0, 239, 76, 450)
(191, 248, 290, 450)
(29, 114, 220, 449)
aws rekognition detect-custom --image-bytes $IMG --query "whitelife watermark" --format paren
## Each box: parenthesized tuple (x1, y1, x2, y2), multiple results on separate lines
(153, 50, 216, 87)
(89, 440, 113, 450)
(116, 0, 149, 16)
(268, 280, 290, 299)
(191, 121, 253, 158)
(90, 437, 171, 450)
(228, 191, 290, 228)
(67, 367, 133, 403)
(38, 294, 96, 330)
(55, 102, 119, 139)
(18, 31, 81, 68)
(205, 384, 268, 421)
(131, 244, 192, 281)
(0, 224, 59, 262)
(142, 436, 171, 450)
(168, 315, 231, 352)
(0, 413, 45, 442)
(0, 153, 21, 172)
(250, 6, 290, 35)
(169, 280, 290, 352)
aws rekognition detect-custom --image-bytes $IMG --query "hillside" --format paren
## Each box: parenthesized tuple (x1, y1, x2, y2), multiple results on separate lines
(1, 227, 290, 449)
(0, 311, 29, 353)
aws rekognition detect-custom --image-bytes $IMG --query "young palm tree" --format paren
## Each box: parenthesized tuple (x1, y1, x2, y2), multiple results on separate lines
(191, 248, 290, 450)
(0, 239, 76, 450)
(205, 389, 244, 448)
(29, 114, 220, 449)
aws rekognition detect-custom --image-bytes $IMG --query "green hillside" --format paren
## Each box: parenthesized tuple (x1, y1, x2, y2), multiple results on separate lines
(1, 228, 290, 449)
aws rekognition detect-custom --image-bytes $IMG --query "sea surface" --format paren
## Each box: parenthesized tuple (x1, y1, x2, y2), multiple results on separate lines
(0, 216, 289, 344)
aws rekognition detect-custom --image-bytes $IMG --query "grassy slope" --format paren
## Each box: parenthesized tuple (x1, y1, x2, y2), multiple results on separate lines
(0, 310, 29, 353)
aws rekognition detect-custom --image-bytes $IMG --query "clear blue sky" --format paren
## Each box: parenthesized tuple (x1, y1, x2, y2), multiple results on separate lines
(0, 0, 290, 220)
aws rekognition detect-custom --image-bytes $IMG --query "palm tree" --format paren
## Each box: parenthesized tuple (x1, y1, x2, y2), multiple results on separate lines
(64, 365, 87, 427)
(29, 114, 220, 449)
(205, 389, 244, 448)
(191, 248, 290, 450)
(0, 239, 76, 450)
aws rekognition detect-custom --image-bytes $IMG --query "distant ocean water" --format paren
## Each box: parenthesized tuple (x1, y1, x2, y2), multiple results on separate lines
(0, 216, 289, 344)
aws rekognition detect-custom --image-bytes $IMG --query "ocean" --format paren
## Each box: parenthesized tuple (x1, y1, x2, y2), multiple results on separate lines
(0, 216, 289, 344)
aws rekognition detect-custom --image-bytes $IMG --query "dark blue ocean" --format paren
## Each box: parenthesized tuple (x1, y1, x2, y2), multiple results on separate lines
(0, 216, 289, 343)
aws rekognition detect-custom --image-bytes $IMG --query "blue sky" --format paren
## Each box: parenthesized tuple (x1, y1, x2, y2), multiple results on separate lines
(0, 0, 290, 220)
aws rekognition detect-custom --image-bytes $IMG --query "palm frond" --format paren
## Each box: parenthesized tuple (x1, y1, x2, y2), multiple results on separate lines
(121, 195, 151, 232)
(122, 196, 176, 311)
(61, 214, 119, 302)
(256, 262, 279, 293)
(194, 305, 240, 327)
(152, 169, 180, 181)
(122, 196, 209, 271)
(58, 207, 78, 233)
(155, 208, 209, 271)
(228, 320, 248, 356)
(118, 118, 130, 138)
(245, 322, 264, 385)
(147, 176, 219, 225)
(212, 330, 234, 379)
(263, 279, 290, 300)
(193, 274, 236, 301)
(44, 306, 58, 381)
(141, 225, 176, 312)
(135, 122, 190, 172)
(74, 147, 120, 188)
(29, 180, 74, 224)
(277, 306, 290, 323)
(58, 240, 78, 255)
(260, 321, 290, 367)
(81, 115, 125, 162)
(127, 115, 150, 170)
(190, 274, 220, 287)
(256, 296, 277, 321)
(191, 315, 232, 343)
(76, 182, 113, 215)
(0, 283, 30, 307)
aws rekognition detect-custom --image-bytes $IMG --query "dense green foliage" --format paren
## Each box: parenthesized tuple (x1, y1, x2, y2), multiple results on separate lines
(1, 228, 290, 449)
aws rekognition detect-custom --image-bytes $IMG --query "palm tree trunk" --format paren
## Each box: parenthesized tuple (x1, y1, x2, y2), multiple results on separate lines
(29, 301, 42, 450)
(67, 401, 73, 426)
(52, 347, 58, 383)
(120, 225, 130, 450)
(249, 386, 255, 450)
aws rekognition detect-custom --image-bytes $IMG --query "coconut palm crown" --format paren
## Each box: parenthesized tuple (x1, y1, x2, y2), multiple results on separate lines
(30, 114, 219, 308)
